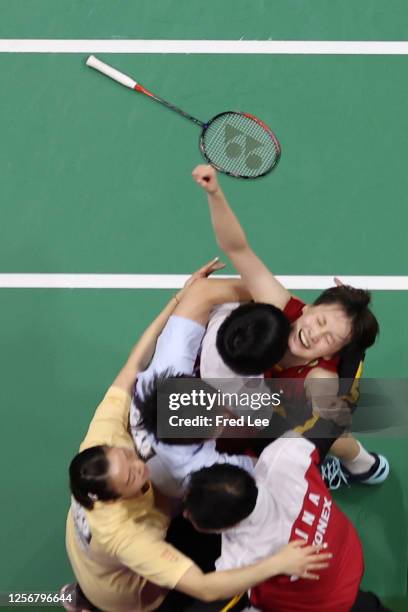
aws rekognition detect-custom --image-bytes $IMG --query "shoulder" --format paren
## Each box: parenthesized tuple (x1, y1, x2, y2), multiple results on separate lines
(80, 386, 132, 451)
(306, 367, 339, 380)
(304, 367, 340, 401)
(256, 433, 315, 473)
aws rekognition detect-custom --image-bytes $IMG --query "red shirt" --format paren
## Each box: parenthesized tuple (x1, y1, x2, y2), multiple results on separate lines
(248, 440, 364, 612)
(247, 300, 363, 610)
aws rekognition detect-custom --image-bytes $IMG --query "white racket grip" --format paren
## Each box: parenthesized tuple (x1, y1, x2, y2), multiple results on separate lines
(86, 55, 138, 89)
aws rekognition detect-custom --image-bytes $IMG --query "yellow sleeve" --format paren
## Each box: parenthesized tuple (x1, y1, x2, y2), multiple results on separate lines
(114, 524, 194, 589)
(80, 386, 132, 450)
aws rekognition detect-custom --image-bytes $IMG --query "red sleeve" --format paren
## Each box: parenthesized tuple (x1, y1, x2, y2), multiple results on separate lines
(283, 297, 306, 323)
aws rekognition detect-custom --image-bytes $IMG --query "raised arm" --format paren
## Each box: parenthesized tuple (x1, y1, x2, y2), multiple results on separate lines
(113, 258, 228, 393)
(112, 296, 181, 393)
(173, 276, 251, 325)
(192, 164, 291, 309)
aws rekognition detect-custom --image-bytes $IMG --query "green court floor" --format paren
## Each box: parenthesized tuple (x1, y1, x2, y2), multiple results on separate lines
(1, 1, 407, 608)
(1, 53, 408, 275)
(2, 0, 408, 41)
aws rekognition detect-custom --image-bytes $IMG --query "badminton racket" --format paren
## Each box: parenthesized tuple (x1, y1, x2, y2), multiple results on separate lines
(86, 55, 281, 179)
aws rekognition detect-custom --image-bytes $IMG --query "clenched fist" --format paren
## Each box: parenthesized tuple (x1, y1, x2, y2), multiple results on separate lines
(192, 164, 220, 195)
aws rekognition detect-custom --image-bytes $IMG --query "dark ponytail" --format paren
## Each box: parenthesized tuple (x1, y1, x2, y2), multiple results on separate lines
(314, 285, 379, 351)
(69, 446, 120, 510)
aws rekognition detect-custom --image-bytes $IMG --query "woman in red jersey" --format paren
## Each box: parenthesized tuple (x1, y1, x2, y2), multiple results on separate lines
(192, 165, 389, 487)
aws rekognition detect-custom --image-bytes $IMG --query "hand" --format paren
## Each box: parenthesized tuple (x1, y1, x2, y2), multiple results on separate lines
(174, 257, 226, 303)
(274, 540, 332, 580)
(334, 277, 344, 287)
(192, 164, 220, 195)
(183, 257, 226, 289)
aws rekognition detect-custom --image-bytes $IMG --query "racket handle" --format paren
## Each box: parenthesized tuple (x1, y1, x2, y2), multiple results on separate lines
(86, 55, 138, 90)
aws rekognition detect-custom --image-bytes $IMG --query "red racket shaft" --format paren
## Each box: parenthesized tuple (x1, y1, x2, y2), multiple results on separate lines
(86, 55, 204, 127)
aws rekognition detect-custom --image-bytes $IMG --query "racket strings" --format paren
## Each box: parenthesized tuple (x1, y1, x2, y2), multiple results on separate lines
(202, 112, 280, 178)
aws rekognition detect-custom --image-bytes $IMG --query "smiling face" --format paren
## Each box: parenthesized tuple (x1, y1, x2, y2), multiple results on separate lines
(105, 447, 149, 500)
(288, 303, 352, 361)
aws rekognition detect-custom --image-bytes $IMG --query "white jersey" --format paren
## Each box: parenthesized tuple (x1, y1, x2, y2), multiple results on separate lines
(216, 433, 314, 570)
(216, 433, 364, 612)
(129, 315, 254, 497)
(199, 303, 270, 415)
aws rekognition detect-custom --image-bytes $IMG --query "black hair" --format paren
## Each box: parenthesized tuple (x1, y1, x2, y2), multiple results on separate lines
(136, 372, 220, 445)
(69, 446, 120, 510)
(314, 285, 379, 352)
(184, 464, 258, 531)
(216, 303, 291, 375)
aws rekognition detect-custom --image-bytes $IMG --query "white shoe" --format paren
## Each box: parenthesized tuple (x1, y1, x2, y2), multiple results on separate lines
(341, 453, 390, 485)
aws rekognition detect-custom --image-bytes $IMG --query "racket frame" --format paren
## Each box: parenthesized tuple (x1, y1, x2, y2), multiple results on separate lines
(199, 111, 281, 179)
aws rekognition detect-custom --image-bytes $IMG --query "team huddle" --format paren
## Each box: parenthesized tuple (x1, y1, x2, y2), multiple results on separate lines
(62, 166, 390, 612)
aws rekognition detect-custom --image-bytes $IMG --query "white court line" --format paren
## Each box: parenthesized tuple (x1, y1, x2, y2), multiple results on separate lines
(0, 274, 407, 290)
(1, 39, 408, 54)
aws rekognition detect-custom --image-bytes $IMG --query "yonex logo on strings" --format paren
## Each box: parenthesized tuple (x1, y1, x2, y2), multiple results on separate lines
(224, 124, 264, 170)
